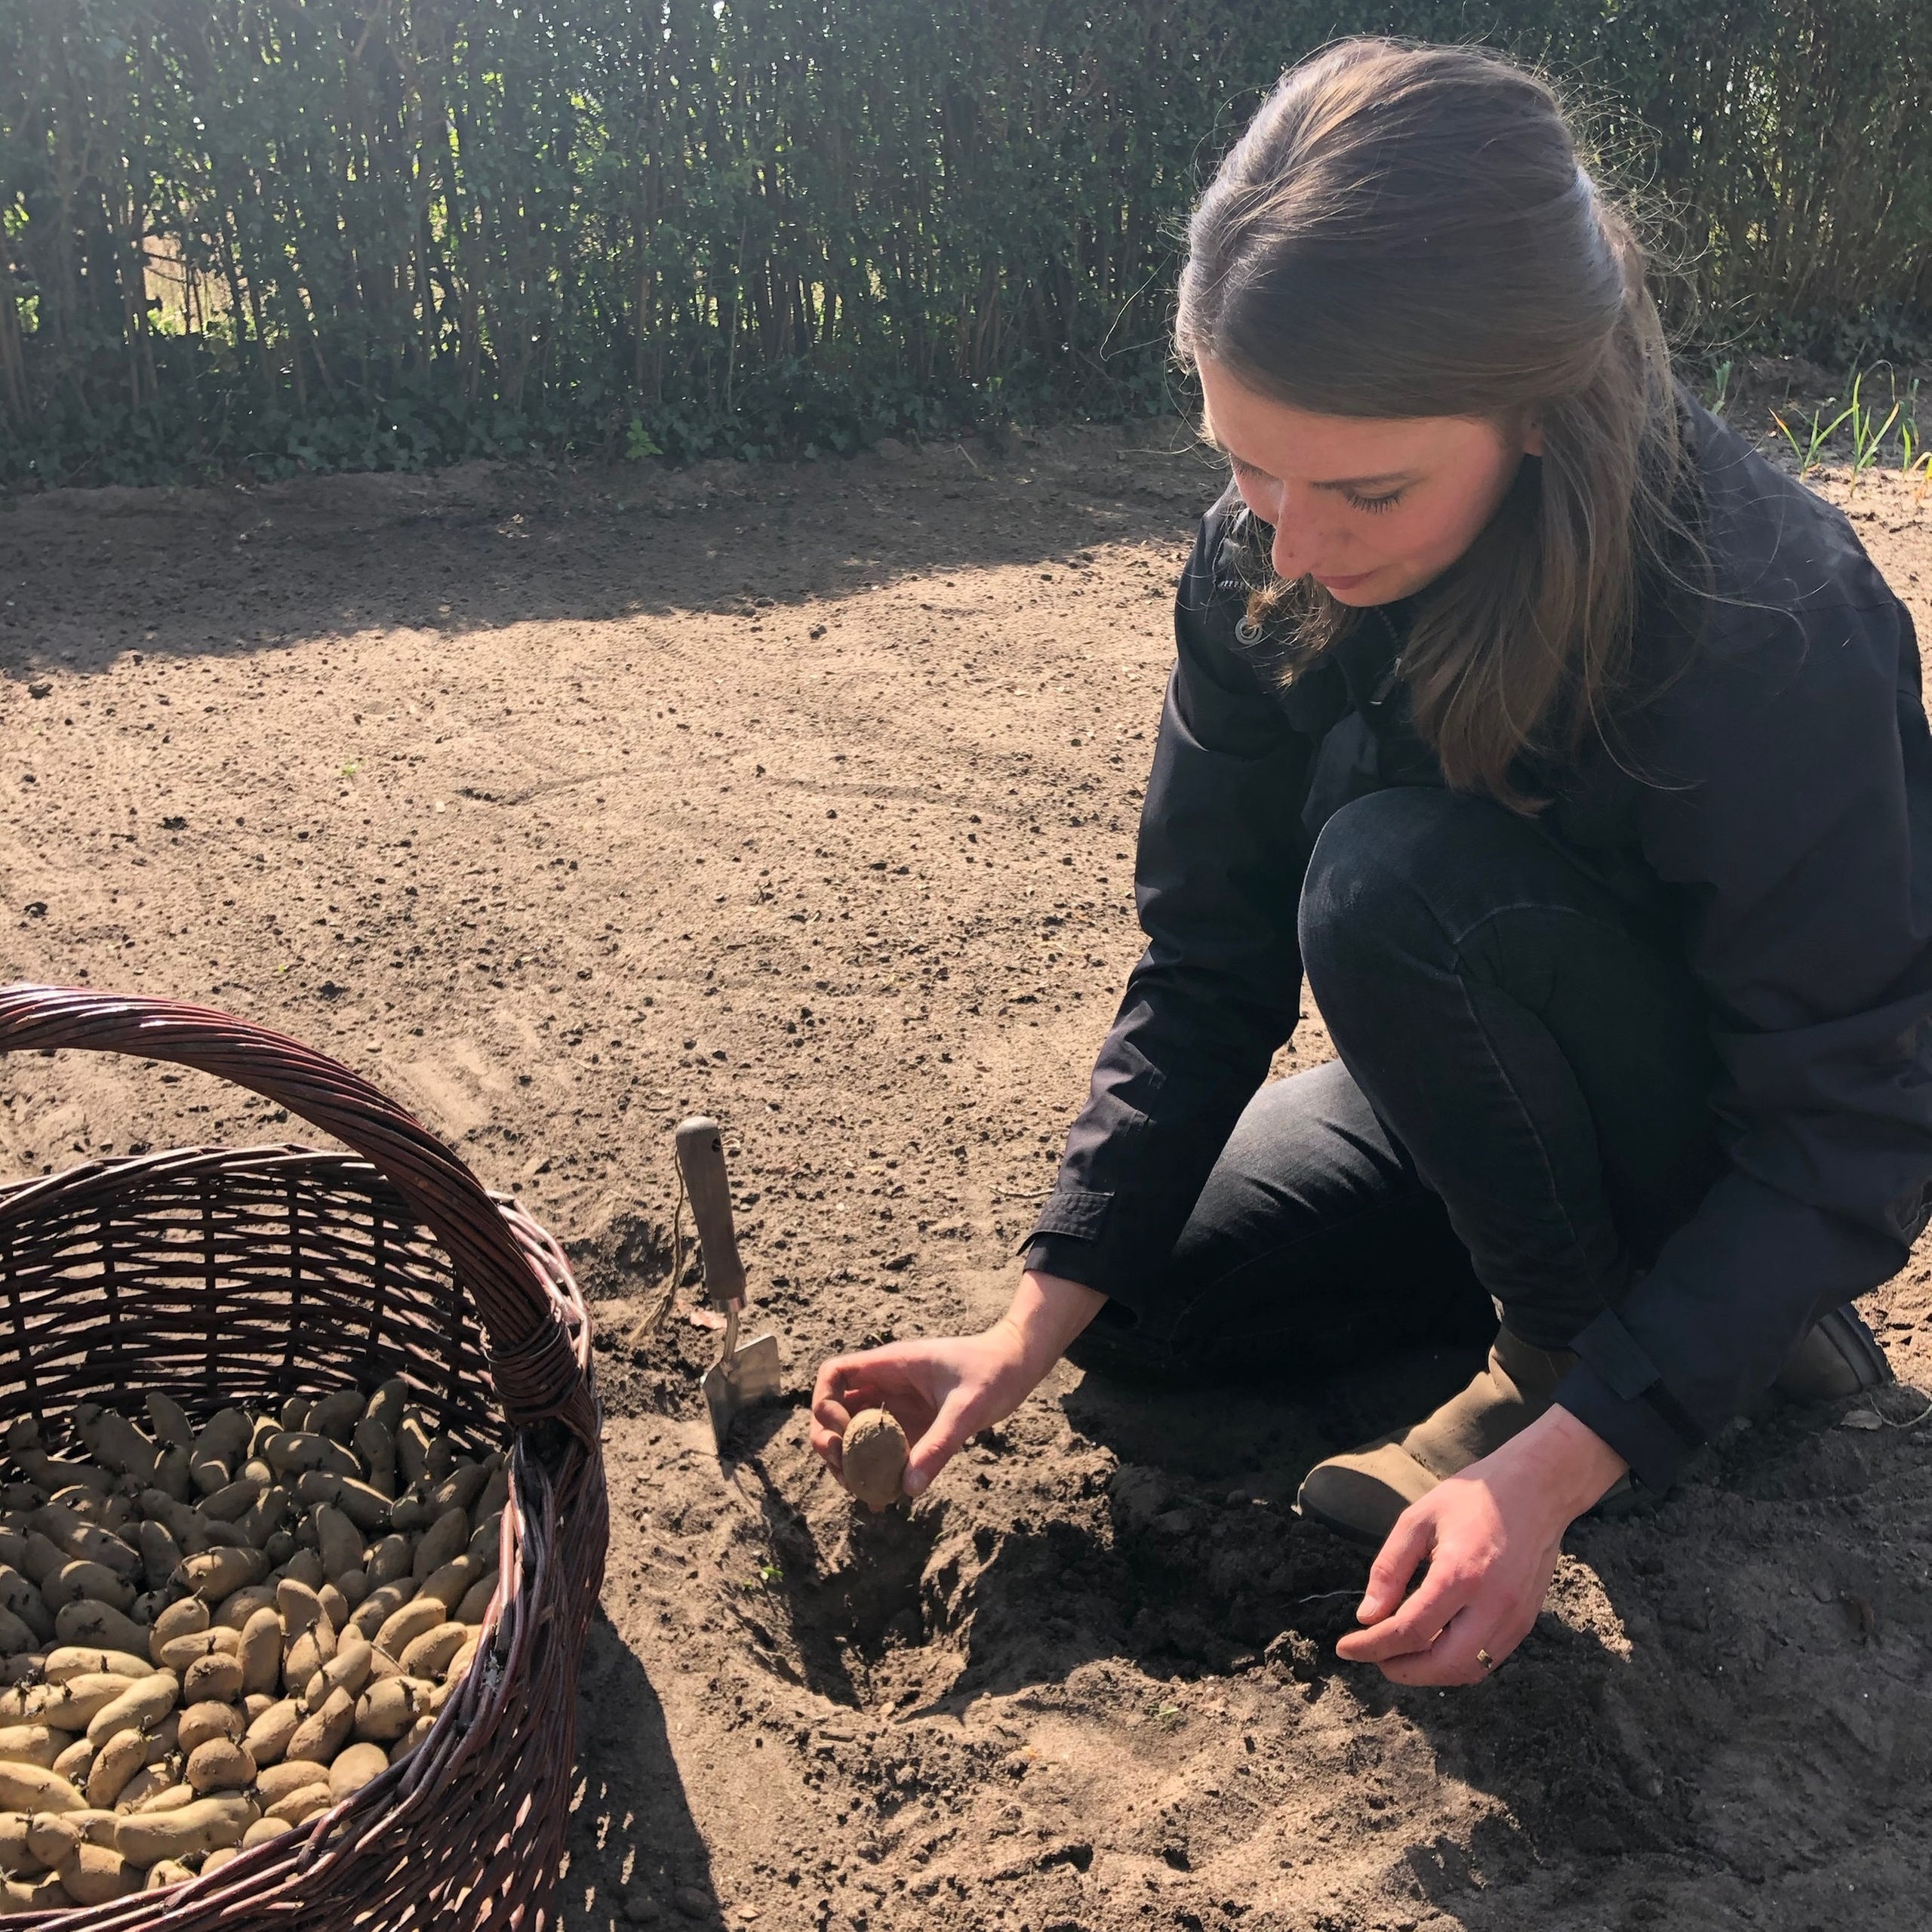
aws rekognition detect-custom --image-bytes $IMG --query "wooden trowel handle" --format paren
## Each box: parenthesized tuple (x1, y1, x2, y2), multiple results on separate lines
(675, 1116, 747, 1309)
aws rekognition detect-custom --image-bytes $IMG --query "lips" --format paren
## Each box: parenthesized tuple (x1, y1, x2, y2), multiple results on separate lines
(1312, 570, 1374, 592)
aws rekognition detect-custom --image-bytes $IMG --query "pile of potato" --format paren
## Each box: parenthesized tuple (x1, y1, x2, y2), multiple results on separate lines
(0, 1381, 505, 1908)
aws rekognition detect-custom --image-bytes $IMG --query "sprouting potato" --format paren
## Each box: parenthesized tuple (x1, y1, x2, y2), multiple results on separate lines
(840, 1408, 910, 1512)
(0, 1724, 69, 1770)
(176, 1701, 245, 1755)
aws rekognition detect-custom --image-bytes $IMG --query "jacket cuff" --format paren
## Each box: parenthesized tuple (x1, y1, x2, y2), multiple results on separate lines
(1555, 1308, 1708, 1492)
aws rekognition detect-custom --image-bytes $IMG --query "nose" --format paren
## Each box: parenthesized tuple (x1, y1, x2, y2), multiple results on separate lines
(1269, 511, 1337, 583)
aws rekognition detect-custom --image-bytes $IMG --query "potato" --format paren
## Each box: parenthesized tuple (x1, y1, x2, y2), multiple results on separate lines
(148, 1596, 209, 1664)
(52, 1737, 94, 1782)
(26, 1809, 115, 1864)
(87, 1727, 149, 1807)
(142, 1711, 180, 1764)
(354, 1420, 397, 1497)
(454, 1572, 499, 1627)
(14, 1451, 109, 1497)
(31, 1506, 141, 1581)
(110, 1764, 175, 1814)
(283, 1687, 353, 1764)
(4, 1869, 66, 1907)
(238, 1606, 282, 1697)
(181, 1546, 263, 1602)
(17, 1531, 64, 1589)
(313, 1505, 362, 1582)
(136, 1520, 183, 1591)
(397, 1622, 467, 1681)
(0, 1761, 83, 1813)
(157, 1627, 239, 1674)
(144, 1394, 192, 1454)
(276, 1577, 323, 1636)
(466, 1510, 504, 1571)
(0, 1810, 43, 1876)
(292, 1472, 392, 1531)
(75, 1412, 158, 1484)
(144, 1856, 195, 1888)
(263, 1432, 359, 1482)
(840, 1408, 909, 1511)
(317, 1580, 351, 1629)
(307, 1390, 364, 1445)
(242, 1814, 292, 1847)
(6, 1673, 140, 1730)
(254, 1759, 326, 1806)
(152, 1447, 193, 1506)
(352, 1578, 419, 1641)
(200, 1476, 266, 1524)
(364, 1534, 411, 1592)
(374, 1597, 445, 1659)
(57, 1837, 142, 1903)
(45, 1558, 136, 1614)
(214, 1583, 277, 1632)
(417, 1555, 481, 1614)
(182, 1651, 245, 1705)
(0, 1656, 46, 1689)
(328, 1740, 387, 1801)
(238, 1487, 290, 1550)
(0, 1724, 69, 1770)
(473, 1464, 510, 1525)
(281, 1546, 328, 1591)
(363, 1380, 407, 1436)
(263, 1783, 332, 1825)
(351, 1678, 421, 1743)
(303, 1631, 372, 1709)
(189, 1409, 251, 1496)
(202, 1842, 242, 1873)
(0, 1609, 35, 1659)
(242, 1699, 300, 1766)
(285, 1617, 335, 1690)
(185, 1737, 254, 1794)
(389, 1712, 435, 1765)
(138, 1490, 202, 1549)
(0, 1568, 51, 1644)
(85, 1672, 180, 1748)
(176, 1700, 244, 1755)
(395, 1416, 432, 1489)
(337, 1568, 369, 1608)
(56, 1598, 150, 1657)
(115, 1792, 257, 1864)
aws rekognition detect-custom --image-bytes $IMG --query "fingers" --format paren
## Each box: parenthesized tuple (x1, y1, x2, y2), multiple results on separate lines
(1334, 1550, 1474, 1664)
(1354, 1507, 1435, 1626)
(903, 1386, 981, 1498)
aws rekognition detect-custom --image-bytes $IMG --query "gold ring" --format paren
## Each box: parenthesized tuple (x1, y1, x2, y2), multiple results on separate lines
(1475, 1648, 1497, 1672)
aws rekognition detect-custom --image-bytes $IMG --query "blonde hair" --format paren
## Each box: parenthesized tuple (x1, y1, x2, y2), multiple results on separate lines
(1174, 38, 1700, 806)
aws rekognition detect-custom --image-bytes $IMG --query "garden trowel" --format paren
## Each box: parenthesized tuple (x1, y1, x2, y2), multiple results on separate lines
(674, 1116, 783, 1453)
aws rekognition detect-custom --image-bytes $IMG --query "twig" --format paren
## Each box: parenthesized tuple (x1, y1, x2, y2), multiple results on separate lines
(629, 1164, 687, 1343)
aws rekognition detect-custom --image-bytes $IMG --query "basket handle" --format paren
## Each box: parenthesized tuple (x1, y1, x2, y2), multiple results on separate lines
(0, 984, 597, 1450)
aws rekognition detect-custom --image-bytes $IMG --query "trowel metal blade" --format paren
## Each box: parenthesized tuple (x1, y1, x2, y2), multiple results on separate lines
(703, 1331, 784, 1452)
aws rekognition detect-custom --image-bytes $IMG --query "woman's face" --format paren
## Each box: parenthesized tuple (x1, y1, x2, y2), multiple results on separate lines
(1198, 355, 1540, 606)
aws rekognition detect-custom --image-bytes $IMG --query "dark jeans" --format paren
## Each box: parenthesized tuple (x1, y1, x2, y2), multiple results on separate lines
(1069, 787, 1724, 1383)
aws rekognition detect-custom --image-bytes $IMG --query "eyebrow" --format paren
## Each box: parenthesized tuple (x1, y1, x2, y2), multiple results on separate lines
(1208, 436, 1414, 492)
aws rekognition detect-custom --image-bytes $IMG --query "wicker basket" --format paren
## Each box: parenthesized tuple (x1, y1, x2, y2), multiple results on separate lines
(0, 984, 608, 1927)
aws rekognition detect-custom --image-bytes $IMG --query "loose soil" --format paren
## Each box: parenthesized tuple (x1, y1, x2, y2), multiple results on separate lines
(3, 412, 1931, 1932)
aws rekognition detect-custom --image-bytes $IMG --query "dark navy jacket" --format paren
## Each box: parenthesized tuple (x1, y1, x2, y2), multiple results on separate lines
(1024, 398, 1932, 1489)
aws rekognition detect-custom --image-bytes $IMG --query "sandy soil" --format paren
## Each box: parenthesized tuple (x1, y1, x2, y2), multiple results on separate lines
(3, 421, 1932, 1932)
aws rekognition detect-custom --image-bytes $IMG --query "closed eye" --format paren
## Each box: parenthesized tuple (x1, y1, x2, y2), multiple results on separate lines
(1344, 489, 1404, 514)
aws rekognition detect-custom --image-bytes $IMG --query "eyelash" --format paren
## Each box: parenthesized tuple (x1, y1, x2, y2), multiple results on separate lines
(1230, 460, 1404, 515)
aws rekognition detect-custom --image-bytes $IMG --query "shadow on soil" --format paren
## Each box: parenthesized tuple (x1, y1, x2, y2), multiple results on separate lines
(0, 421, 1220, 684)
(564, 1607, 725, 1932)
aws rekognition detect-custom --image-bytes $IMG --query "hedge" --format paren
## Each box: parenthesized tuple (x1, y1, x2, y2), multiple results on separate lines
(2, 0, 1928, 483)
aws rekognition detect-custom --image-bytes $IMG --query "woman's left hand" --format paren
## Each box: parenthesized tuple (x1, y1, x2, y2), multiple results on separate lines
(1333, 1404, 1629, 1686)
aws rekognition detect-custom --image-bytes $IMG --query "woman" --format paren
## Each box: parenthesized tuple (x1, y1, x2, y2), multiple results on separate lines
(811, 38, 1930, 1687)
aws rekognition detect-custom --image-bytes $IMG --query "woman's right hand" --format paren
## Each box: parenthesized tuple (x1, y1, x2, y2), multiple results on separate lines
(811, 1270, 1108, 1502)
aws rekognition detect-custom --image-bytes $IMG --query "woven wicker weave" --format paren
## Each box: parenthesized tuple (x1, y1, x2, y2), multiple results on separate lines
(0, 984, 608, 1928)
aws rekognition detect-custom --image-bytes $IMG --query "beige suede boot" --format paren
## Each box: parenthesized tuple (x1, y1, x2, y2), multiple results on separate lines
(1297, 1306, 1894, 1546)
(1296, 1327, 1576, 1545)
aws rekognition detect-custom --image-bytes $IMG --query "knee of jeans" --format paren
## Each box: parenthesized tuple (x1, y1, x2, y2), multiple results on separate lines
(1298, 788, 1455, 1000)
